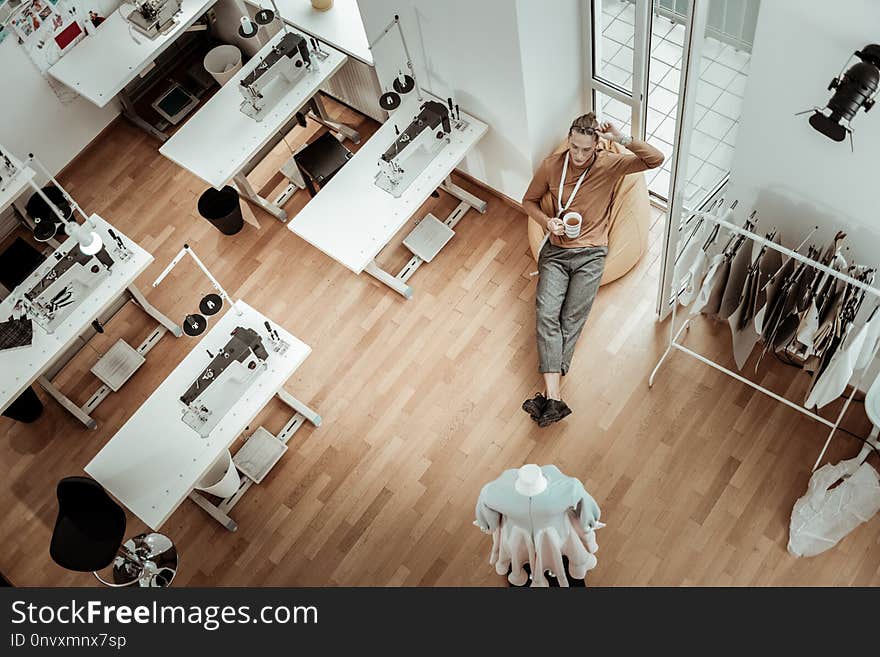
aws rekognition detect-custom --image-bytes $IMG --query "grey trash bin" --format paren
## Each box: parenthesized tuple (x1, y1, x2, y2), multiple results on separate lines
(198, 186, 244, 235)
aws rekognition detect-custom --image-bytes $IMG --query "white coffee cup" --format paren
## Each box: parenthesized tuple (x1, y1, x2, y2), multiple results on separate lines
(562, 211, 582, 238)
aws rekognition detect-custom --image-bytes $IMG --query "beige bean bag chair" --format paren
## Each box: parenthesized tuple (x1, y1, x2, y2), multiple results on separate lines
(527, 138, 651, 285)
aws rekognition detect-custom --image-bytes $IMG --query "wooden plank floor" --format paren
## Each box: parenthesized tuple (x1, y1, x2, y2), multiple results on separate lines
(2, 98, 878, 586)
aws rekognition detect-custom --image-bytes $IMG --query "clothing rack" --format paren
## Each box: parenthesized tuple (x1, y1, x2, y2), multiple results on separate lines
(649, 207, 880, 472)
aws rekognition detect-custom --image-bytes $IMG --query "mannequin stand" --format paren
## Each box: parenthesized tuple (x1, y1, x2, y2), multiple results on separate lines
(507, 557, 586, 588)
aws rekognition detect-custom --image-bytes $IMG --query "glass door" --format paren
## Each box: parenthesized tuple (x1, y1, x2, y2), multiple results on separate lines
(655, 0, 760, 318)
(590, 0, 650, 145)
(589, 0, 760, 318)
(592, 0, 687, 204)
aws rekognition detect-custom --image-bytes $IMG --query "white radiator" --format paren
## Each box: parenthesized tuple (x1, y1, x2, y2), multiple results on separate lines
(320, 56, 386, 123)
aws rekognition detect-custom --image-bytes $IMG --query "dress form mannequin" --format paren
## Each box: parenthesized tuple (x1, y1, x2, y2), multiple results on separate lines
(475, 464, 603, 587)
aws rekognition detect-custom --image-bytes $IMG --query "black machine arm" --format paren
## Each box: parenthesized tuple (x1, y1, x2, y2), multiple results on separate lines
(180, 326, 269, 405)
(380, 100, 451, 163)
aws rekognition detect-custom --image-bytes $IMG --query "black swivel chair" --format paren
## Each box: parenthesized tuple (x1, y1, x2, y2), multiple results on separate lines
(50, 477, 178, 587)
(294, 130, 353, 197)
(0, 236, 45, 291)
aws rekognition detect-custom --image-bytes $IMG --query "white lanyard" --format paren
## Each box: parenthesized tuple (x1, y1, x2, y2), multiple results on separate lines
(557, 151, 595, 216)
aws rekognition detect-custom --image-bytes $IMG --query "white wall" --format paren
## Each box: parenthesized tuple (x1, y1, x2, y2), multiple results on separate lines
(0, 0, 122, 175)
(516, 0, 584, 167)
(726, 0, 880, 268)
(356, 0, 586, 201)
(727, 0, 880, 387)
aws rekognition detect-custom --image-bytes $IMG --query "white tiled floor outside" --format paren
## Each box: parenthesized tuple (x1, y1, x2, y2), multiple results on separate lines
(595, 0, 752, 203)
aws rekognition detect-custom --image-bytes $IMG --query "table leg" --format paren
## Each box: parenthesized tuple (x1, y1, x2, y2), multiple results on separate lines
(309, 94, 361, 144)
(364, 260, 414, 299)
(119, 91, 169, 142)
(276, 388, 322, 427)
(274, 154, 307, 208)
(36, 375, 98, 430)
(187, 491, 239, 531)
(232, 172, 288, 222)
(127, 284, 183, 337)
(440, 176, 488, 213)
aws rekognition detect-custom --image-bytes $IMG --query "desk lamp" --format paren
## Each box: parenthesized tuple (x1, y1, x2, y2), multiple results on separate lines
(25, 154, 103, 255)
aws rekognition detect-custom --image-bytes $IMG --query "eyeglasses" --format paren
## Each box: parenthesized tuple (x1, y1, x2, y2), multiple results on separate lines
(570, 126, 597, 135)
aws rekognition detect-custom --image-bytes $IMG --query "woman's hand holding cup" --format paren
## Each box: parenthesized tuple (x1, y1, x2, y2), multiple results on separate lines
(547, 217, 565, 236)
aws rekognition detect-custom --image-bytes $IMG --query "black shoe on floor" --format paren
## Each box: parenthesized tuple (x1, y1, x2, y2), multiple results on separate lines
(521, 393, 547, 421)
(537, 399, 572, 427)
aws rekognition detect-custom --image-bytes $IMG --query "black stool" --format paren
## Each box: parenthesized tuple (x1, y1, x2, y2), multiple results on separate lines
(2, 387, 43, 423)
(50, 477, 179, 587)
(294, 131, 353, 197)
(0, 236, 45, 291)
(25, 186, 72, 243)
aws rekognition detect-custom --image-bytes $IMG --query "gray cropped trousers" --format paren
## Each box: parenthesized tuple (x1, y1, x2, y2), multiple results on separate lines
(536, 242, 607, 375)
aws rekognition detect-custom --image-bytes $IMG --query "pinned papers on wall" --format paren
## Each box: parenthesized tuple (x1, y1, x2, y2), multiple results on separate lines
(0, 0, 24, 45)
(3, 0, 86, 102)
(53, 17, 80, 49)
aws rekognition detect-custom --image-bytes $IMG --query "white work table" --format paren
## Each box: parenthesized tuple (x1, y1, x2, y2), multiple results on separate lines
(0, 215, 180, 426)
(246, 0, 372, 65)
(48, 0, 216, 108)
(86, 299, 318, 531)
(287, 92, 488, 297)
(159, 29, 354, 221)
(0, 148, 35, 216)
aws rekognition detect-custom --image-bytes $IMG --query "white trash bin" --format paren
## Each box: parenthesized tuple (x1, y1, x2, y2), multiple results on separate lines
(196, 450, 242, 498)
(204, 45, 242, 86)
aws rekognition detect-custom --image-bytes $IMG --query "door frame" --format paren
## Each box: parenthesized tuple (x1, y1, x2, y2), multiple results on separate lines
(585, 0, 715, 319)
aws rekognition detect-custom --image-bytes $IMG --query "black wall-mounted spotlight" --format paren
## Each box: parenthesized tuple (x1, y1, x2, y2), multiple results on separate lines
(800, 44, 880, 147)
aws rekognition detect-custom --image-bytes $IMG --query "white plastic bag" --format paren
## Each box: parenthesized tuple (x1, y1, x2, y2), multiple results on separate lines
(788, 457, 880, 557)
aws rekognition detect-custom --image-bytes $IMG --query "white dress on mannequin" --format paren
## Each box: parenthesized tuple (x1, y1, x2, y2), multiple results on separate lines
(474, 465, 602, 587)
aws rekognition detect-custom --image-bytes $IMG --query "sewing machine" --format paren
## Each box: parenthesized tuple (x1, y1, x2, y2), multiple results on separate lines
(375, 100, 451, 198)
(125, 0, 182, 39)
(0, 148, 20, 189)
(179, 326, 278, 437)
(239, 31, 311, 121)
(17, 246, 114, 334)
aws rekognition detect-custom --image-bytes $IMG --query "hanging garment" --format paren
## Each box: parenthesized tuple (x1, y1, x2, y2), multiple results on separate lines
(804, 320, 862, 409)
(855, 305, 880, 370)
(804, 293, 880, 409)
(678, 247, 709, 307)
(728, 234, 781, 369)
(796, 300, 820, 352)
(763, 260, 807, 346)
(677, 210, 721, 307)
(475, 465, 602, 587)
(754, 236, 783, 312)
(788, 457, 880, 557)
(754, 255, 795, 339)
(718, 236, 755, 320)
(690, 253, 726, 316)
(771, 261, 816, 350)
(752, 238, 784, 334)
(675, 225, 710, 307)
